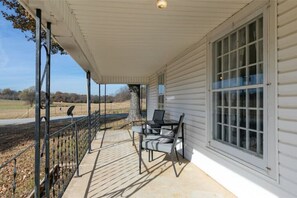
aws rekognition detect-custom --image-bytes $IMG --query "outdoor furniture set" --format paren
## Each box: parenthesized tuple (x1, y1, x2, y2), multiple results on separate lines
(131, 110, 185, 177)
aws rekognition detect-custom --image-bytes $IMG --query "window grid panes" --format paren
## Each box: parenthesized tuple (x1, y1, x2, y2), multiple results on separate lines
(212, 16, 264, 157)
(158, 73, 165, 109)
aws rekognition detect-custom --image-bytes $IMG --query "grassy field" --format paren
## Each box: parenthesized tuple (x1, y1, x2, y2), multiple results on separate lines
(0, 98, 146, 196)
(0, 99, 146, 119)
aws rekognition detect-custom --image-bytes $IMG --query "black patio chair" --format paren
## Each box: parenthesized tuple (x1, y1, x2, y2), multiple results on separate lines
(146, 109, 165, 134)
(131, 109, 165, 145)
(152, 109, 165, 121)
(139, 113, 185, 177)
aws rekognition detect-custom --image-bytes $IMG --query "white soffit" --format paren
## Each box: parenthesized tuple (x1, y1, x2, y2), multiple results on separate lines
(22, 0, 253, 83)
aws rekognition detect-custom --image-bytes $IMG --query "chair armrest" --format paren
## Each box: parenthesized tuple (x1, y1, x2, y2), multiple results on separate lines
(131, 120, 145, 126)
(159, 128, 173, 132)
(158, 135, 175, 140)
(148, 127, 163, 130)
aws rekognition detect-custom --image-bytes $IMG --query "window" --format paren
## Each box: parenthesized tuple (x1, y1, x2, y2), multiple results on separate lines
(158, 73, 165, 109)
(212, 16, 265, 158)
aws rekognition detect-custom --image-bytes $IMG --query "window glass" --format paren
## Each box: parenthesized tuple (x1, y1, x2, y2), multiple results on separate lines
(230, 32, 237, 51)
(212, 16, 264, 156)
(238, 27, 246, 47)
(248, 21, 257, 43)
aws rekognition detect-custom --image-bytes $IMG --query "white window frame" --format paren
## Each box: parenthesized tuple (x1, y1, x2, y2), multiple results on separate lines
(207, 1, 277, 179)
(158, 72, 165, 110)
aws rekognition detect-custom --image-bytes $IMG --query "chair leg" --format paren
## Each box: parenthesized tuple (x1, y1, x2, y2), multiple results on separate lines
(139, 149, 141, 174)
(139, 135, 142, 174)
(170, 153, 178, 177)
(148, 150, 154, 162)
(175, 148, 181, 165)
(132, 131, 135, 146)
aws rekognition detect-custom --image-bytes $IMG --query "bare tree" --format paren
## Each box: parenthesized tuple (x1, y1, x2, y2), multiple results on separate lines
(126, 84, 141, 122)
(19, 86, 35, 107)
(114, 86, 130, 102)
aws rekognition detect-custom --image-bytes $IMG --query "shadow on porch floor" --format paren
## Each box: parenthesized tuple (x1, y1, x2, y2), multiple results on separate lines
(64, 129, 235, 198)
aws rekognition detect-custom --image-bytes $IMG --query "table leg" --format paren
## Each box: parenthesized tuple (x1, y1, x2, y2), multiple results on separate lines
(139, 133, 143, 174)
(132, 131, 135, 146)
(182, 123, 184, 158)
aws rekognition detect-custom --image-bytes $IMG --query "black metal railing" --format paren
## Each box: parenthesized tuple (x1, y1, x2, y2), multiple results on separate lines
(46, 112, 99, 197)
(0, 111, 100, 198)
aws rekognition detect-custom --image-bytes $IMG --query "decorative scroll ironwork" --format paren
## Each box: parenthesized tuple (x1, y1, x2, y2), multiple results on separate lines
(0, 112, 100, 198)
(47, 112, 99, 197)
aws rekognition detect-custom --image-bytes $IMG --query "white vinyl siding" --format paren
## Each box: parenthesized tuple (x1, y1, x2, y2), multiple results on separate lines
(277, 0, 297, 196)
(145, 0, 297, 197)
(165, 39, 207, 153)
(147, 74, 158, 120)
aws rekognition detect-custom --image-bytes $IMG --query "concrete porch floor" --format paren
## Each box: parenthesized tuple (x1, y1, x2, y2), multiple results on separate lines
(64, 129, 235, 198)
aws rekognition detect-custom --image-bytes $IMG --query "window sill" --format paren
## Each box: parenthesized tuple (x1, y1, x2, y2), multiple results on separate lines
(206, 141, 277, 181)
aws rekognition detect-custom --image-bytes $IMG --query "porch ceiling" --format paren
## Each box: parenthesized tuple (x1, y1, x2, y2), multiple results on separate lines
(20, 0, 253, 84)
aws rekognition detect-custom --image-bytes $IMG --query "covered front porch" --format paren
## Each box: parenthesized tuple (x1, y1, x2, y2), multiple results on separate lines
(13, 0, 297, 197)
(64, 129, 234, 197)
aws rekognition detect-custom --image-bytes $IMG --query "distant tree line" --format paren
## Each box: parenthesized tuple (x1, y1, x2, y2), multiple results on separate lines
(0, 88, 20, 100)
(0, 85, 146, 105)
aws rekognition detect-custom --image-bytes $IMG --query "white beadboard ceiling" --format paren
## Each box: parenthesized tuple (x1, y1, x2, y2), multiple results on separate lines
(20, 0, 253, 83)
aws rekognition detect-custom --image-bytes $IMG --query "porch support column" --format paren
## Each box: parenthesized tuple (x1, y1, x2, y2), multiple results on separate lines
(146, 85, 148, 121)
(34, 8, 42, 198)
(44, 22, 51, 198)
(105, 84, 107, 130)
(99, 84, 101, 131)
(140, 85, 142, 115)
(87, 71, 91, 153)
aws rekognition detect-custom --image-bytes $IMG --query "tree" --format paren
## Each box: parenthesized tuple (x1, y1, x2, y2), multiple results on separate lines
(0, 88, 19, 100)
(126, 84, 141, 122)
(114, 86, 130, 102)
(19, 86, 35, 107)
(0, 0, 64, 54)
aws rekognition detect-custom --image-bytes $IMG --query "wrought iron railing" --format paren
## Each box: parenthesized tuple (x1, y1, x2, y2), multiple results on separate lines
(0, 111, 100, 198)
(45, 112, 99, 197)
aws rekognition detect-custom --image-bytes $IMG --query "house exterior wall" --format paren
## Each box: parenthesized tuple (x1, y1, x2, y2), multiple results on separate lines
(147, 0, 297, 197)
(277, 0, 297, 196)
(165, 40, 207, 151)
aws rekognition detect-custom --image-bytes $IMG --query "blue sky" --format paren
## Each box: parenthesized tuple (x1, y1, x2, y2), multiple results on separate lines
(0, 13, 125, 95)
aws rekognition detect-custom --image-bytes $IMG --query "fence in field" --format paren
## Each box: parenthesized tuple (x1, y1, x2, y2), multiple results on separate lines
(17, 107, 131, 119)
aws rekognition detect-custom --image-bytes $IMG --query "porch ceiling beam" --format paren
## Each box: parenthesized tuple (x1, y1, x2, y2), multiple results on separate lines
(99, 76, 149, 85)
(74, 13, 232, 21)
(77, 20, 221, 27)
(50, 0, 101, 82)
(67, 0, 251, 8)
(25, 0, 103, 83)
(72, 9, 237, 18)
(21, 0, 254, 82)
(83, 39, 201, 45)
(79, 26, 212, 33)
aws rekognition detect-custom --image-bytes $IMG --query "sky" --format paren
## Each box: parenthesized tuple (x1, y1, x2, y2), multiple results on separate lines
(0, 13, 125, 96)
